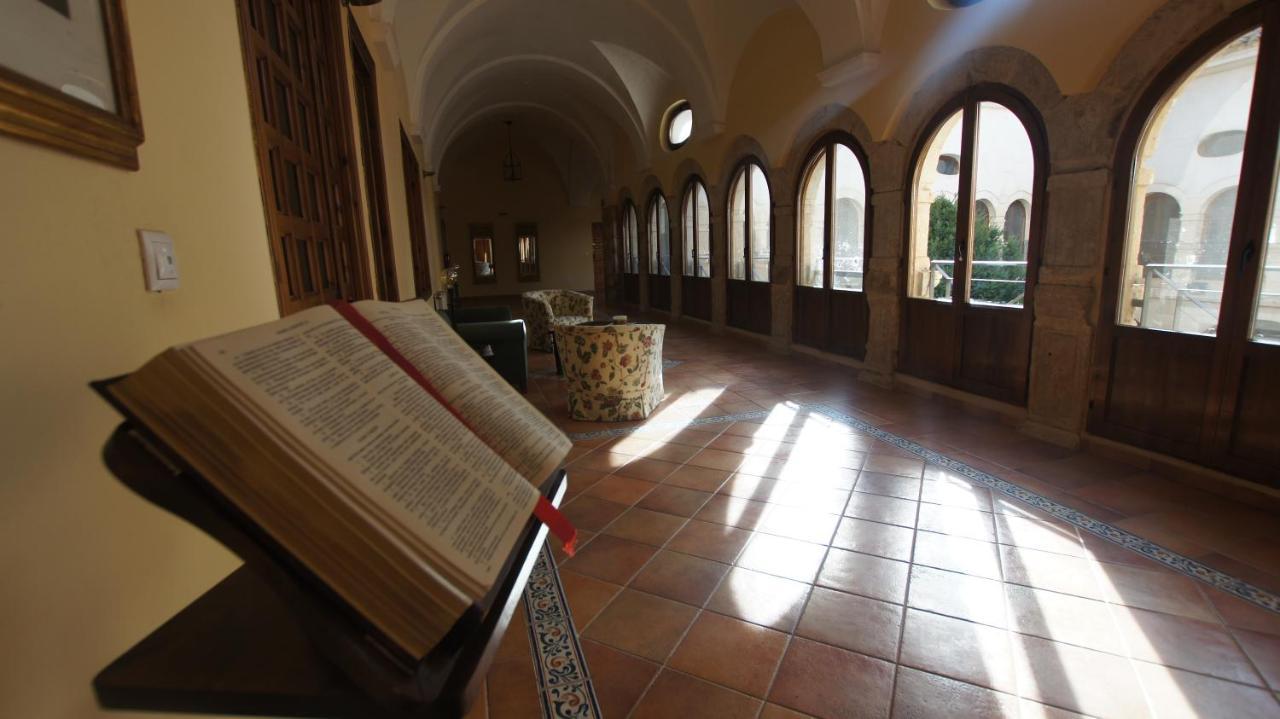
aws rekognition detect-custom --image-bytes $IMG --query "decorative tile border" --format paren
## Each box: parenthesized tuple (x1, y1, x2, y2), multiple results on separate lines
(566, 404, 1280, 615)
(523, 545, 601, 718)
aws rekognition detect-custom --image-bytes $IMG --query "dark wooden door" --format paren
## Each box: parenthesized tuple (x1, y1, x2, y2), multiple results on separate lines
(728, 280, 772, 335)
(649, 275, 671, 311)
(899, 89, 1046, 405)
(399, 127, 431, 299)
(235, 0, 368, 315)
(1090, 4, 1280, 487)
(792, 136, 871, 358)
(683, 276, 712, 321)
(349, 17, 397, 301)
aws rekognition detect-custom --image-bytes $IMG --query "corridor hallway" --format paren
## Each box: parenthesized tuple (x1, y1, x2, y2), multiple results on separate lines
(479, 317, 1280, 719)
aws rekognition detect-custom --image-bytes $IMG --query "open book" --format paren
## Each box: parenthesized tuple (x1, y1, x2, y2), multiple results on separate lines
(109, 300, 573, 658)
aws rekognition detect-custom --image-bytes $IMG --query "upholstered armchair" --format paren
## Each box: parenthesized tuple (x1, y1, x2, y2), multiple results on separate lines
(522, 290, 594, 351)
(555, 323, 665, 421)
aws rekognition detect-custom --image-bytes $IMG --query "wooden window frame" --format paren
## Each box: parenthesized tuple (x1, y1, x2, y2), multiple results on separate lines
(349, 13, 398, 301)
(726, 157, 773, 284)
(682, 176, 712, 279)
(647, 189, 670, 277)
(796, 132, 872, 293)
(901, 86, 1047, 312)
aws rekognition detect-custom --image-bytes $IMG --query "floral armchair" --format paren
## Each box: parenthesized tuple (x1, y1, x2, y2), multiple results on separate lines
(555, 323, 665, 421)
(522, 290, 594, 351)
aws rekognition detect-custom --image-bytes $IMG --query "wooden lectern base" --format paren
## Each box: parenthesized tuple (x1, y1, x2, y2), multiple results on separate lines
(91, 376, 565, 718)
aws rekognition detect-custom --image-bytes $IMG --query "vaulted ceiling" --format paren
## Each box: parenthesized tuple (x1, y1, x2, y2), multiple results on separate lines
(368, 0, 890, 187)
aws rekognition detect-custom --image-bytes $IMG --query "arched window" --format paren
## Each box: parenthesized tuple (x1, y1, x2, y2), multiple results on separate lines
(1116, 29, 1260, 335)
(648, 192, 670, 276)
(1091, 11, 1280, 484)
(620, 201, 639, 274)
(682, 179, 711, 277)
(728, 162, 771, 281)
(796, 138, 868, 291)
(908, 100, 1036, 306)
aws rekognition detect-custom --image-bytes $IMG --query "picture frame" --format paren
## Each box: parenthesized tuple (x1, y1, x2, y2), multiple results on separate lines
(0, 0, 144, 170)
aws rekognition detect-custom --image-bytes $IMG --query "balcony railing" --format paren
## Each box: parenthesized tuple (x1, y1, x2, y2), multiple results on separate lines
(929, 260, 1027, 306)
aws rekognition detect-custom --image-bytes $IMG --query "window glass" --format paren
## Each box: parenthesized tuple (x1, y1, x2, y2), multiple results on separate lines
(729, 171, 747, 280)
(695, 182, 711, 277)
(831, 144, 867, 291)
(909, 110, 964, 301)
(1250, 147, 1280, 344)
(683, 187, 695, 276)
(628, 205, 639, 273)
(649, 195, 670, 276)
(1118, 29, 1259, 334)
(749, 165, 771, 281)
(668, 104, 693, 147)
(970, 101, 1034, 307)
(798, 153, 826, 288)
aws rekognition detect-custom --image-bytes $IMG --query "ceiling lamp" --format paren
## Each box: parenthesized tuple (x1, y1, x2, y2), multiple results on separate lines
(502, 120, 522, 182)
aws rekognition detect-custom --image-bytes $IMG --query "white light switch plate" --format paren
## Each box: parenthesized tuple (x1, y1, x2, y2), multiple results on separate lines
(138, 230, 180, 292)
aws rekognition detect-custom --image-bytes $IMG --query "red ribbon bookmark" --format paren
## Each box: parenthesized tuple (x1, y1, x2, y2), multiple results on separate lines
(330, 301, 577, 556)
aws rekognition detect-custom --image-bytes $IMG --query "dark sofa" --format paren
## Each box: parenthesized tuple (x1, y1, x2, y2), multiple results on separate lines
(440, 307, 529, 393)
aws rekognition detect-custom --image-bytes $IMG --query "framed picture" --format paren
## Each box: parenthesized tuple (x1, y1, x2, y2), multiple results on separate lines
(0, 0, 143, 169)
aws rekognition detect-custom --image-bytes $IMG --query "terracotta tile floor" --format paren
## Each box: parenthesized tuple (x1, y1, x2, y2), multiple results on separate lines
(470, 316, 1280, 719)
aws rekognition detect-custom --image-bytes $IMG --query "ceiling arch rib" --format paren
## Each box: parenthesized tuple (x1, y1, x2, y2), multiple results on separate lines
(421, 54, 644, 173)
(438, 106, 608, 208)
(435, 101, 610, 185)
(400, 0, 732, 169)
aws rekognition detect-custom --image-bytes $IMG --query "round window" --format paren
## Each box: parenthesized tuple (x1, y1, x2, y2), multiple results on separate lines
(666, 102, 693, 149)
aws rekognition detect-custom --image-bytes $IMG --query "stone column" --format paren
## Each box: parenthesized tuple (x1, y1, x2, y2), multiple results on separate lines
(638, 211, 651, 312)
(670, 192, 684, 319)
(861, 188, 904, 385)
(709, 186, 727, 332)
(772, 200, 796, 351)
(1022, 168, 1110, 446)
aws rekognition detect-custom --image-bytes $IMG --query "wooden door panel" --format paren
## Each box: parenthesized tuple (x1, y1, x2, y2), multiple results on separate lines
(828, 291, 867, 359)
(649, 275, 671, 311)
(793, 287, 828, 349)
(622, 274, 640, 305)
(237, 0, 362, 314)
(958, 308, 1030, 401)
(1225, 346, 1280, 482)
(728, 279, 771, 334)
(1102, 329, 1214, 451)
(900, 299, 957, 383)
(747, 282, 772, 336)
(683, 277, 711, 321)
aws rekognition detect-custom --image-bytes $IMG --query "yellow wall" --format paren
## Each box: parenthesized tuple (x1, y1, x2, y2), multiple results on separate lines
(0, 2, 436, 717)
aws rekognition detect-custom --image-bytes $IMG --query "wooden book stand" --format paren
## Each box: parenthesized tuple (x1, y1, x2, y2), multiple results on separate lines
(90, 378, 565, 718)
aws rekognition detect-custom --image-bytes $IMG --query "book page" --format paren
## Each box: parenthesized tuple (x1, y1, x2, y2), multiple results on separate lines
(353, 300, 571, 485)
(188, 305, 539, 589)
